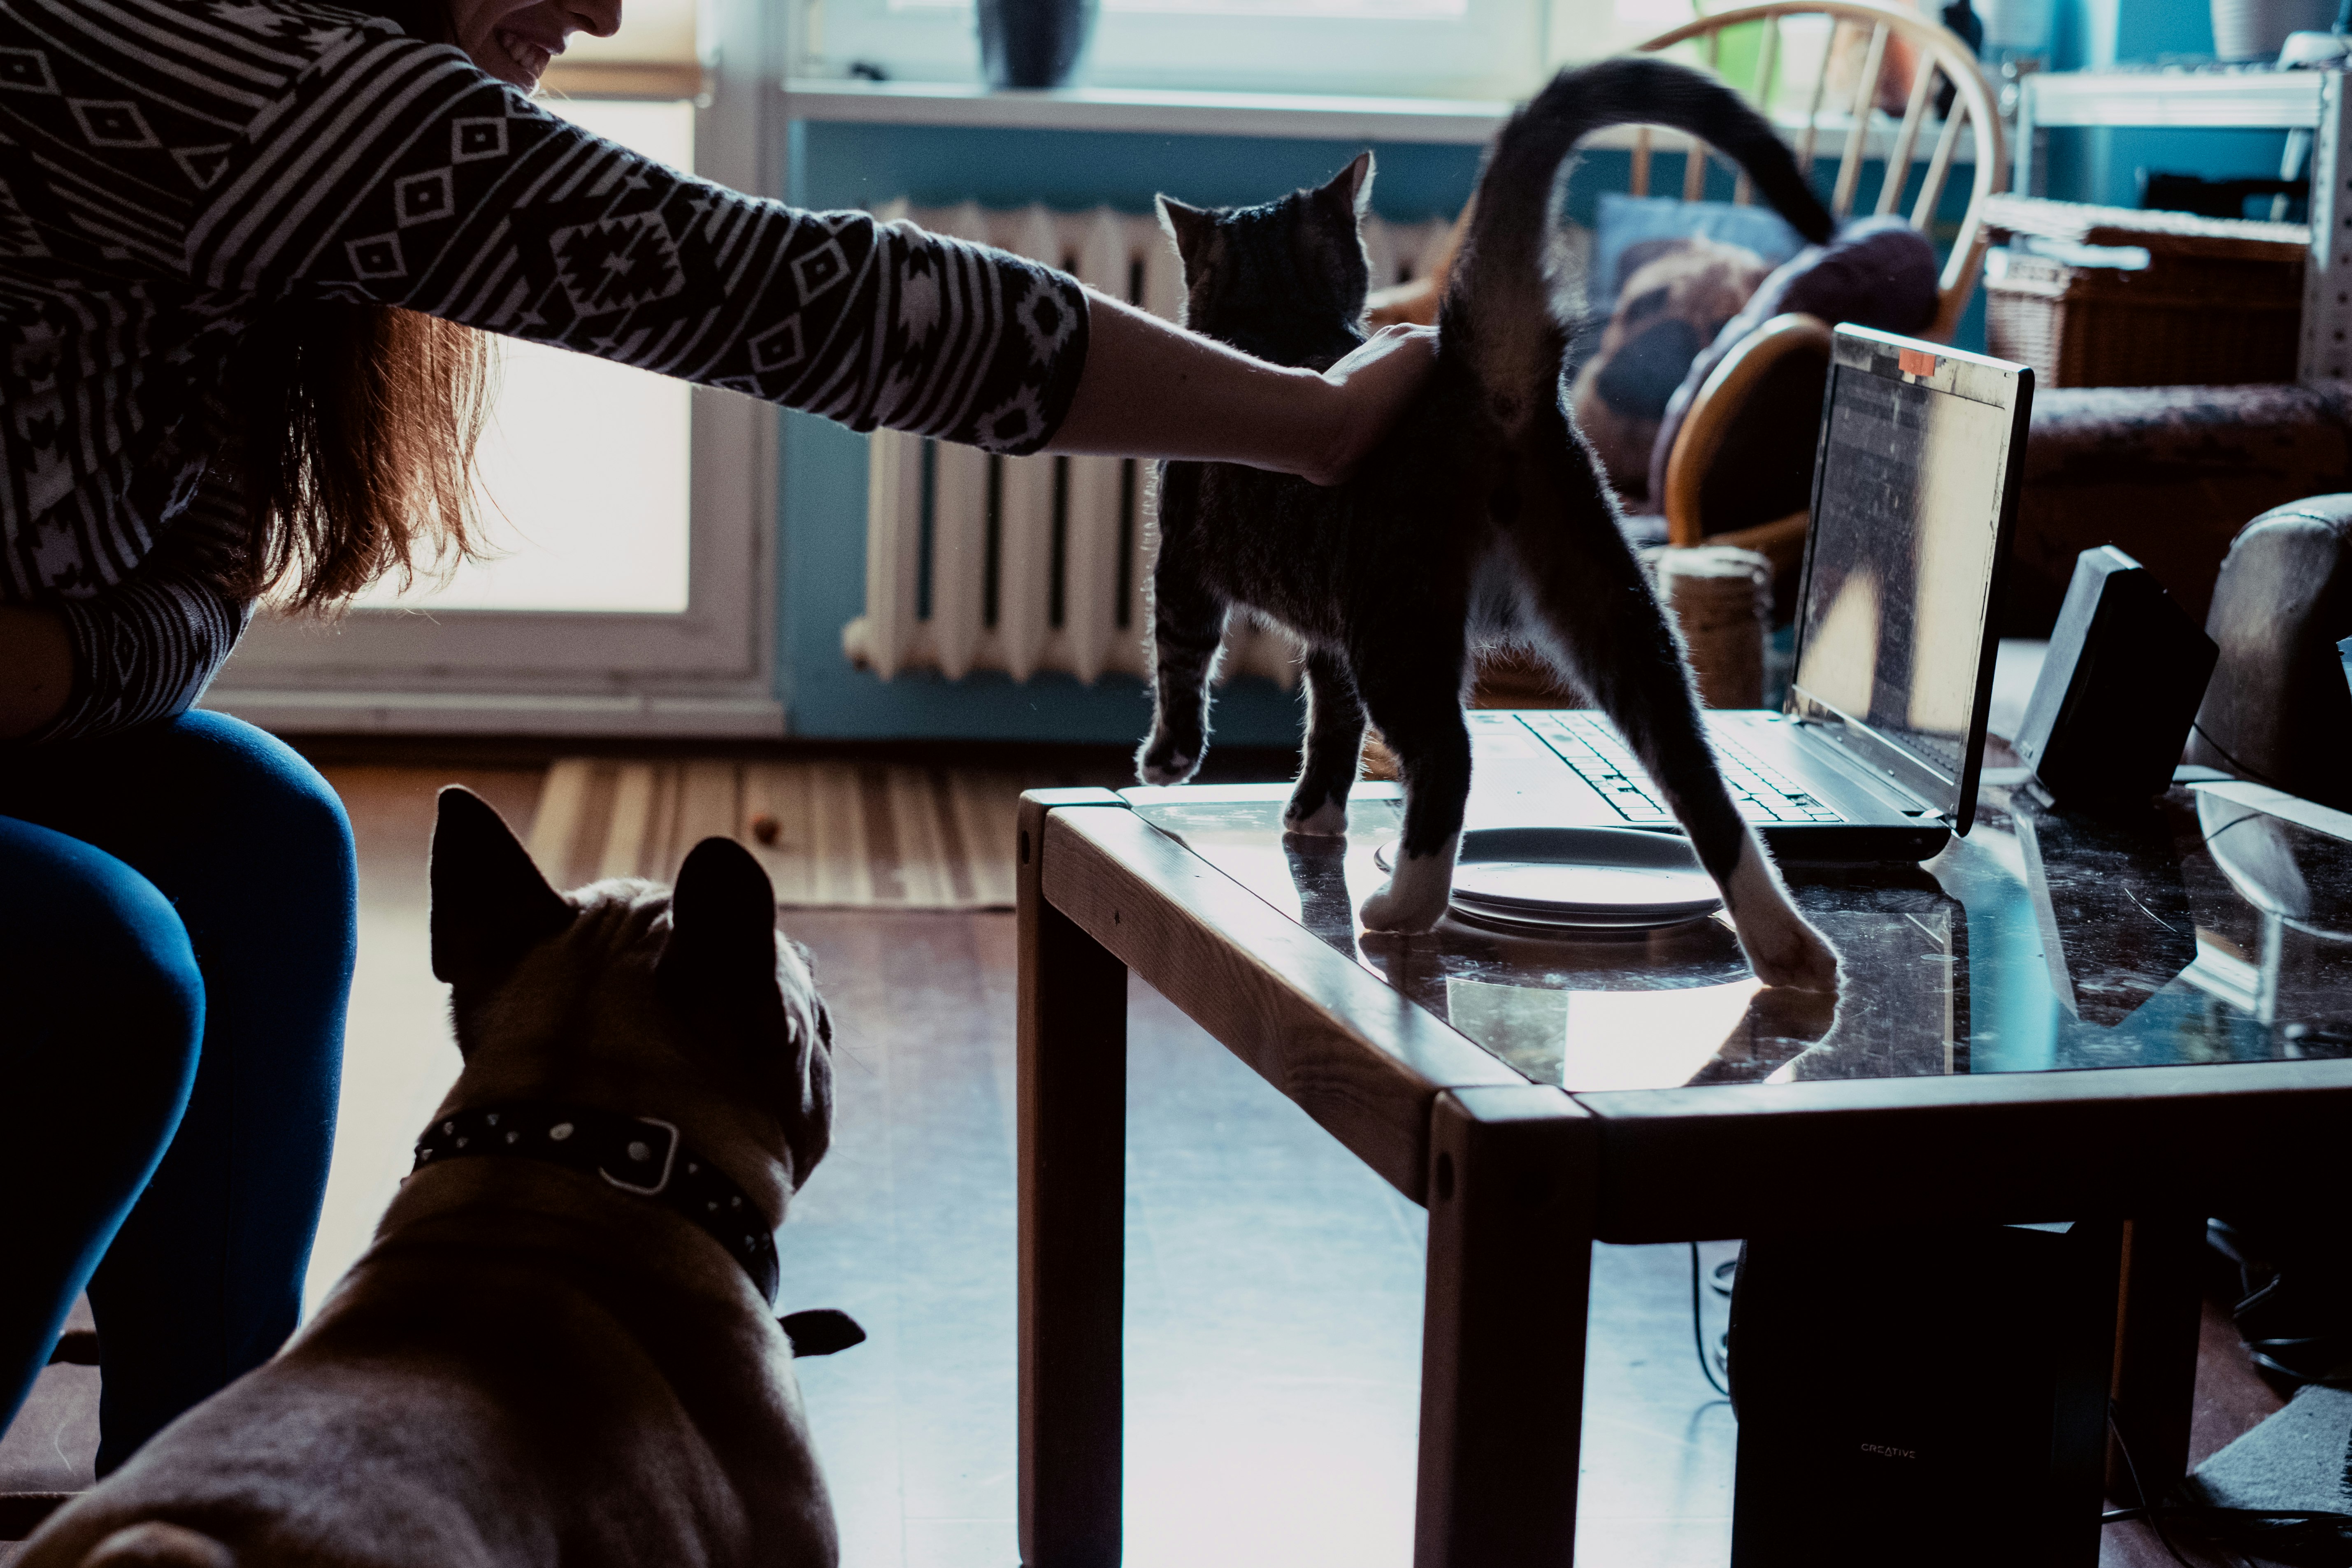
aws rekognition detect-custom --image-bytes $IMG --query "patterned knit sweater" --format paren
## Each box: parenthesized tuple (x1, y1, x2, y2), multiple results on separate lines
(0, 0, 1090, 743)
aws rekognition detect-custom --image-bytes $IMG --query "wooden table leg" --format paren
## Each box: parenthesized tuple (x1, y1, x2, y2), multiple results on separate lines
(1019, 794, 1131, 1568)
(2107, 1214, 2206, 1501)
(1415, 1086, 1598, 1568)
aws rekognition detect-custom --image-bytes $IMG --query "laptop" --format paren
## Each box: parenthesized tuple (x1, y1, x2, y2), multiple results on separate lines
(1469, 324, 2034, 862)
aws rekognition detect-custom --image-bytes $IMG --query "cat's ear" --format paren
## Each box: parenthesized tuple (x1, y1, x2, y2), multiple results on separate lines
(430, 786, 574, 988)
(1317, 151, 1376, 220)
(1156, 195, 1217, 270)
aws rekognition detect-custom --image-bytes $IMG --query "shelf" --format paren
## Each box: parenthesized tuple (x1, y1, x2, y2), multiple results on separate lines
(781, 77, 1976, 162)
(779, 78, 1513, 143)
(2023, 68, 2327, 130)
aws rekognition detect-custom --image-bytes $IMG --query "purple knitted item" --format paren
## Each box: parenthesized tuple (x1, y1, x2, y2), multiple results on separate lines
(1645, 217, 1940, 503)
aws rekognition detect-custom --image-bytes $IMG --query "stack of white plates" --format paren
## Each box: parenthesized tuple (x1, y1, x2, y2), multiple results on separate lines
(1375, 827, 1724, 934)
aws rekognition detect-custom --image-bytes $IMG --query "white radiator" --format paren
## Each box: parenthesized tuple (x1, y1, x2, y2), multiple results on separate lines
(841, 200, 1458, 688)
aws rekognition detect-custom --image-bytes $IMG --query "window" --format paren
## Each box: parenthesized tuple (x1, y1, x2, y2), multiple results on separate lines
(801, 0, 1550, 99)
(207, 0, 783, 736)
(355, 99, 696, 616)
(1100, 0, 1465, 16)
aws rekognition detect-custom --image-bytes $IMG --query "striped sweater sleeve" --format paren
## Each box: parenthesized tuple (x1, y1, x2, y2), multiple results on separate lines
(27, 466, 253, 746)
(198, 31, 1090, 456)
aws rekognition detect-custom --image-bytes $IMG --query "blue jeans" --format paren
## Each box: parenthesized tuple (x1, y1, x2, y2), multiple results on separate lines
(0, 711, 355, 1472)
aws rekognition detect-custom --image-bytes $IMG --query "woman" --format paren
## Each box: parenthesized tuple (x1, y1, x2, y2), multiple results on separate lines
(0, 0, 1436, 1469)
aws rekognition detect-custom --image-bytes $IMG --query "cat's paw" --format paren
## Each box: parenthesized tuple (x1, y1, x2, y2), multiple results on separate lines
(1359, 883, 1445, 932)
(1735, 978, 1838, 1048)
(1136, 733, 1204, 787)
(1724, 836, 1841, 993)
(1282, 796, 1350, 836)
(1358, 839, 1458, 933)
(1744, 915, 1841, 994)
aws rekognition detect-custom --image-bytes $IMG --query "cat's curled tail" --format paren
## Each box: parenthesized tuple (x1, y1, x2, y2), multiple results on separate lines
(1427, 56, 1843, 991)
(1441, 56, 1835, 430)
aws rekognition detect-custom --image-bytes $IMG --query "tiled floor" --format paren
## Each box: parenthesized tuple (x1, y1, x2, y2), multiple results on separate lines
(0, 760, 2292, 1566)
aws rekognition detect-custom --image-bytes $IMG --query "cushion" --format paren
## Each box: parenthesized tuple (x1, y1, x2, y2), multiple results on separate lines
(1590, 192, 1808, 306)
(1571, 235, 1775, 495)
(1645, 218, 1943, 515)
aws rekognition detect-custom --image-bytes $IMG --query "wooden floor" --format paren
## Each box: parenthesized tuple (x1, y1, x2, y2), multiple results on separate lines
(0, 759, 2293, 1566)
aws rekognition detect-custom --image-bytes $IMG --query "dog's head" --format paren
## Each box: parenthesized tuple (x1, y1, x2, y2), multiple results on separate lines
(426, 787, 834, 1199)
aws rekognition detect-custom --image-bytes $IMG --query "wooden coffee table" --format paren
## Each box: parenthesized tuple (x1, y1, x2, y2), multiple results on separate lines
(1014, 778, 2352, 1567)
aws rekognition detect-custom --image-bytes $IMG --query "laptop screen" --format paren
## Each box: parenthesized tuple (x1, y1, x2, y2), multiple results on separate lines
(1789, 328, 2032, 833)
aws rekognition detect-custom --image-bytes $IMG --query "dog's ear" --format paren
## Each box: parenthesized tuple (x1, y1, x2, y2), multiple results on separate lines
(657, 836, 784, 1024)
(431, 786, 574, 988)
(662, 842, 835, 1182)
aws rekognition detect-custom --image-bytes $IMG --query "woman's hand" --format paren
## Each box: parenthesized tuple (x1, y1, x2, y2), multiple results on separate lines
(1297, 323, 1440, 488)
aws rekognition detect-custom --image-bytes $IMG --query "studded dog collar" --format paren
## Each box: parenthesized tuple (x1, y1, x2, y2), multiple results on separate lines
(411, 1103, 781, 1305)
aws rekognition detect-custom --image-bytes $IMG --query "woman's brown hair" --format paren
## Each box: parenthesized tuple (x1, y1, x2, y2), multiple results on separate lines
(231, 302, 493, 611)
(230, 0, 494, 613)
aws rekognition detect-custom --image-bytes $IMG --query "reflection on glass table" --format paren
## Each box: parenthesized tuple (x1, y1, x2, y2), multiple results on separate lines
(1125, 776, 2352, 1094)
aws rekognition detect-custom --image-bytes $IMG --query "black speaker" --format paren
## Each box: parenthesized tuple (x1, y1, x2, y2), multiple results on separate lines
(1727, 1222, 2120, 1568)
(2015, 547, 2218, 808)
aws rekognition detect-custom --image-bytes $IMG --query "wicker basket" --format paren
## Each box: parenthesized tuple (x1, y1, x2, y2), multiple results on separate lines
(1981, 195, 2308, 388)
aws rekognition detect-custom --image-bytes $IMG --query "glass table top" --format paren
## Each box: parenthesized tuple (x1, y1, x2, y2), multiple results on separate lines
(1125, 779, 2352, 1094)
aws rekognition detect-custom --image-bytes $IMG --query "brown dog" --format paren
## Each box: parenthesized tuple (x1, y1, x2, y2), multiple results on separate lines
(20, 787, 838, 1568)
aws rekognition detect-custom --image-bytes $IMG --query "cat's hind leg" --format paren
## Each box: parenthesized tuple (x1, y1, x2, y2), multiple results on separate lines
(1284, 649, 1367, 836)
(1138, 551, 1226, 787)
(1508, 427, 1838, 991)
(1350, 641, 1471, 933)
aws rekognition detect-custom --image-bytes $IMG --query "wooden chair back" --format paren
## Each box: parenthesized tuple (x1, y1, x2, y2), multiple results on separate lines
(1634, 0, 2006, 341)
(1364, 3, 2005, 340)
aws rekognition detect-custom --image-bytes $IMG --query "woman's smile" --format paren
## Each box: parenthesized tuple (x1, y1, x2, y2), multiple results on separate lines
(453, 0, 620, 90)
(492, 25, 558, 84)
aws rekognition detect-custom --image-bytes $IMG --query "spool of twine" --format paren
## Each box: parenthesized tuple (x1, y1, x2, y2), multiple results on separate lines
(1650, 546, 1771, 710)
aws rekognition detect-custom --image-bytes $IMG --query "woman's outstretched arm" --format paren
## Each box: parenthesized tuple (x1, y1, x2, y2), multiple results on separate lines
(206, 26, 1432, 477)
(1045, 294, 1439, 487)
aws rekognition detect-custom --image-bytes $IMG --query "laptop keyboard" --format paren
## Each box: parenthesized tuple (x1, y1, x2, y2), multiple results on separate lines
(1522, 713, 1848, 825)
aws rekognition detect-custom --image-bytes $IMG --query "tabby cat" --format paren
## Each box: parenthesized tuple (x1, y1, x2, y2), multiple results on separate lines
(1141, 57, 1840, 989)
